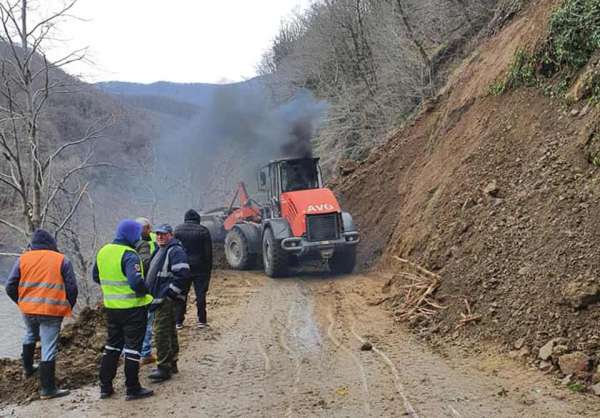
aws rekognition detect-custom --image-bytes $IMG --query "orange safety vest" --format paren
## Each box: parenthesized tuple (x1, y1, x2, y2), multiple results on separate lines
(17, 250, 72, 317)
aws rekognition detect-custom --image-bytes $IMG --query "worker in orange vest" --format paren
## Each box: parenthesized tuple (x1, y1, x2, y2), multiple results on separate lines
(5, 229, 78, 400)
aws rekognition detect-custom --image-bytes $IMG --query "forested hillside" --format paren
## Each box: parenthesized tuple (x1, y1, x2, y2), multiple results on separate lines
(258, 0, 510, 171)
(0, 40, 158, 302)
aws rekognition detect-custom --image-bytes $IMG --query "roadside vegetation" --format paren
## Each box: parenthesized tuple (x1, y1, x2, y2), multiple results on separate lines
(489, 0, 600, 105)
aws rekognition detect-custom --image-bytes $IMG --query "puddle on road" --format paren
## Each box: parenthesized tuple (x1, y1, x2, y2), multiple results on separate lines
(287, 288, 323, 355)
(0, 288, 23, 358)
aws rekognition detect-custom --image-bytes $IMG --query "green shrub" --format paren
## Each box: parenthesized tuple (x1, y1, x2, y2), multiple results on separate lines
(567, 382, 586, 393)
(545, 0, 600, 71)
(489, 49, 537, 95)
(489, 0, 600, 101)
(590, 72, 600, 104)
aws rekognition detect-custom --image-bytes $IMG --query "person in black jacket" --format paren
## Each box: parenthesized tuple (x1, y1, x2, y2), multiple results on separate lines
(174, 209, 213, 329)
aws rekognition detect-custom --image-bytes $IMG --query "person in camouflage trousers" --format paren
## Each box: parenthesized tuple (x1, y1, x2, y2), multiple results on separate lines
(145, 224, 190, 382)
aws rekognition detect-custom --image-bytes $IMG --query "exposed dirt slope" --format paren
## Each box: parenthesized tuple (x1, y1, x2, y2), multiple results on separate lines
(336, 0, 600, 381)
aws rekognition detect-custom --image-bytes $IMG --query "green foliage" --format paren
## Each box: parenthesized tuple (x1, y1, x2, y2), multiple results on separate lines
(586, 126, 600, 167)
(589, 152, 600, 167)
(489, 0, 600, 102)
(590, 72, 600, 105)
(566, 382, 586, 393)
(489, 49, 537, 95)
(545, 0, 600, 70)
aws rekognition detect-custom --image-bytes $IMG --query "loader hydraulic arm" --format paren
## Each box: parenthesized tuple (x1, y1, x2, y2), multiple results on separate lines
(224, 182, 262, 231)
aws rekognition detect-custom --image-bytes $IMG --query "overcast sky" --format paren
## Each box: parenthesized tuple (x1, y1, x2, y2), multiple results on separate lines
(44, 0, 311, 84)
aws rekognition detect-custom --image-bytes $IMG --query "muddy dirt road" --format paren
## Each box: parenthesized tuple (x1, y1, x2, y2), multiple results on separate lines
(3, 271, 600, 417)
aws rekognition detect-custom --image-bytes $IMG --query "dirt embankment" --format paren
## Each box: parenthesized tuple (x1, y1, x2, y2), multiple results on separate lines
(0, 294, 205, 406)
(0, 308, 105, 406)
(336, 0, 600, 388)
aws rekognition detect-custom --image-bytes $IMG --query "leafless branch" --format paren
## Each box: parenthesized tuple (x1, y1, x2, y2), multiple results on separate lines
(41, 160, 115, 225)
(0, 216, 28, 237)
(25, 0, 77, 38)
(53, 181, 88, 237)
(42, 116, 112, 172)
(0, 252, 20, 257)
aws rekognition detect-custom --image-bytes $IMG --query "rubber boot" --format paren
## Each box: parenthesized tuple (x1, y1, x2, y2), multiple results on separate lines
(124, 358, 154, 400)
(22, 344, 38, 378)
(99, 351, 120, 399)
(39, 361, 70, 400)
(147, 366, 171, 382)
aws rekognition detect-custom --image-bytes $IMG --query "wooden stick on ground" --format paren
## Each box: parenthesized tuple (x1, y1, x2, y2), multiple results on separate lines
(456, 298, 482, 329)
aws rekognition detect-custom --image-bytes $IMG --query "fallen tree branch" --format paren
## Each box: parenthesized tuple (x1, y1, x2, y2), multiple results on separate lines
(390, 256, 445, 322)
(394, 255, 441, 279)
(456, 298, 482, 329)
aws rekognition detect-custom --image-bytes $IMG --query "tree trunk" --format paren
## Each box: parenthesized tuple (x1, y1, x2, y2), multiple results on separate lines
(394, 0, 433, 98)
(21, 0, 41, 231)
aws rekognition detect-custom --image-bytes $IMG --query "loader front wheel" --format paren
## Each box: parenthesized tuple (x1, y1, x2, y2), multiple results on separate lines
(225, 228, 256, 270)
(262, 228, 289, 278)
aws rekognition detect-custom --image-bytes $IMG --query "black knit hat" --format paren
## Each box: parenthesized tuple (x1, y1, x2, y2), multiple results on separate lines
(30, 229, 58, 251)
(184, 209, 201, 224)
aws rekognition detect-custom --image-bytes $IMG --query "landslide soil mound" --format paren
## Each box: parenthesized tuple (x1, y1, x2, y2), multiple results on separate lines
(336, 0, 600, 377)
(0, 308, 105, 406)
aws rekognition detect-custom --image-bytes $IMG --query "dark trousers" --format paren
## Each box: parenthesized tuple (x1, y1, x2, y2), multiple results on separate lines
(175, 274, 210, 325)
(154, 299, 179, 371)
(100, 306, 147, 391)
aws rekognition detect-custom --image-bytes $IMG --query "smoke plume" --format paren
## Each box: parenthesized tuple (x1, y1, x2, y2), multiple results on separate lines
(151, 82, 327, 216)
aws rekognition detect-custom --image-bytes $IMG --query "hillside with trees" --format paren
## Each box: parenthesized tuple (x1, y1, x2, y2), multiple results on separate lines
(3, 0, 600, 412)
(258, 0, 505, 171)
(0, 2, 157, 303)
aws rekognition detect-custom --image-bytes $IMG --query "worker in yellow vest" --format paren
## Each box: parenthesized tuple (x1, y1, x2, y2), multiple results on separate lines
(93, 219, 154, 401)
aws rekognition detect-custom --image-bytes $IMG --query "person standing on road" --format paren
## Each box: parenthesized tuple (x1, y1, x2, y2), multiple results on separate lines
(5, 229, 77, 400)
(135, 217, 157, 366)
(146, 224, 190, 382)
(135, 217, 157, 273)
(174, 209, 213, 329)
(93, 219, 154, 401)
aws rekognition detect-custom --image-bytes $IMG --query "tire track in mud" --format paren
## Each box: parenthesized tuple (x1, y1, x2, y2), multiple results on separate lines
(323, 286, 421, 418)
(263, 282, 307, 417)
(9, 272, 600, 418)
(346, 312, 419, 418)
(325, 307, 372, 416)
(344, 297, 465, 418)
(284, 292, 304, 418)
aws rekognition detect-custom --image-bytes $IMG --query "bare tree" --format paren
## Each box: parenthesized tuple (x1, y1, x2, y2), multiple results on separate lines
(259, 0, 500, 173)
(0, 0, 109, 244)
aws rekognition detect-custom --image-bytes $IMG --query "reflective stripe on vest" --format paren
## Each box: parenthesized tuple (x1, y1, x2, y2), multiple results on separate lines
(17, 250, 71, 317)
(96, 244, 152, 309)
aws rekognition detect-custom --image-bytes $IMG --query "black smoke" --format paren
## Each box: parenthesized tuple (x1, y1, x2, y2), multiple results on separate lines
(152, 82, 327, 214)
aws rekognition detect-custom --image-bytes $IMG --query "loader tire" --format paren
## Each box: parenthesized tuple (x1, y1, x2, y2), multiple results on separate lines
(328, 246, 356, 275)
(225, 228, 256, 270)
(262, 228, 289, 278)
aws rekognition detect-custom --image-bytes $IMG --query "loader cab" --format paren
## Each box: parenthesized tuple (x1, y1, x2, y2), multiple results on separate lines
(258, 157, 323, 213)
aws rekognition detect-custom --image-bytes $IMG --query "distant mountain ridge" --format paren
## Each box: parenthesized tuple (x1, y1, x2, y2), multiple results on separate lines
(96, 77, 265, 108)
